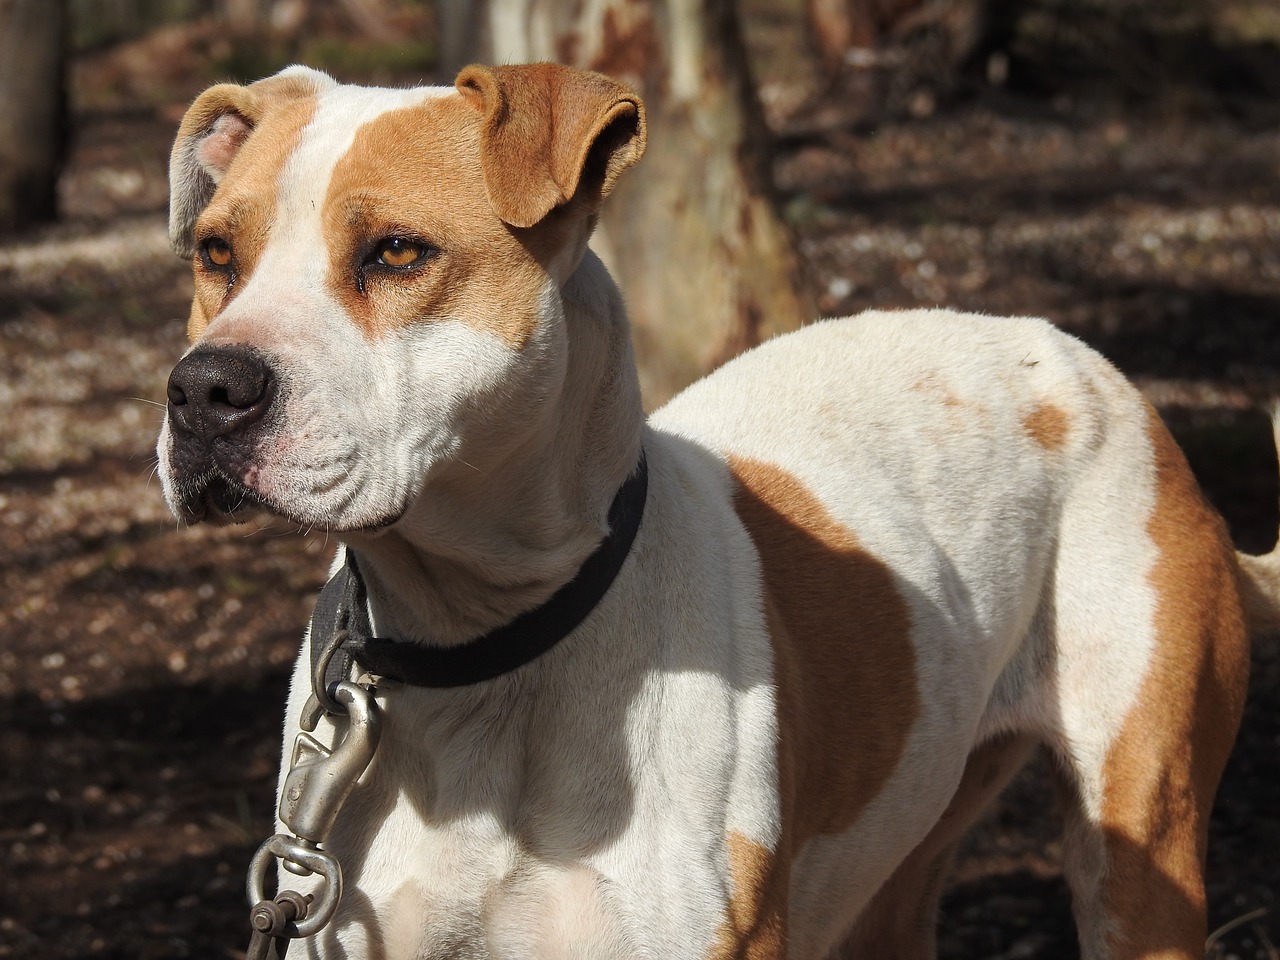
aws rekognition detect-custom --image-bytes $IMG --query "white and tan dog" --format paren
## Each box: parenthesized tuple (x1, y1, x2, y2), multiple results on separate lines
(158, 63, 1277, 959)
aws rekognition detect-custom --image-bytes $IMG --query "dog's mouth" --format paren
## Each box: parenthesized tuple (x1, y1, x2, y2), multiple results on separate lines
(163, 399, 409, 532)
(174, 470, 272, 526)
(174, 467, 405, 534)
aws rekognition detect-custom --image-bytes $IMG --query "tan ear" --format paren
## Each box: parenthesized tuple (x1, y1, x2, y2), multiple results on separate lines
(455, 63, 647, 230)
(167, 66, 334, 258)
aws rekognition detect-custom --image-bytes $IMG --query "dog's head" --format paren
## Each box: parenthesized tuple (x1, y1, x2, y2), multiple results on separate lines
(156, 64, 645, 532)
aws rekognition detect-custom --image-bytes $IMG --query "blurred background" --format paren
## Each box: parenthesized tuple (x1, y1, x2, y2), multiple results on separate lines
(0, 0, 1278, 956)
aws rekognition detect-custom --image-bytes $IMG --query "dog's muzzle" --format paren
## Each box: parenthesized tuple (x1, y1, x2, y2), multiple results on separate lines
(164, 345, 279, 523)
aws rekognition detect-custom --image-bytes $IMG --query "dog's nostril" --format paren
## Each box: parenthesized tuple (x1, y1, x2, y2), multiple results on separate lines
(167, 382, 188, 406)
(216, 372, 267, 409)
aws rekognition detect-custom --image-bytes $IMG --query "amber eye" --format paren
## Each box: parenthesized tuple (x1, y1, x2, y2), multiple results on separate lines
(374, 237, 429, 269)
(201, 237, 233, 268)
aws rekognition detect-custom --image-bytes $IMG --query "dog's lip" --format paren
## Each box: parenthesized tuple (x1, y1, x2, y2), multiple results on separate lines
(179, 474, 406, 534)
(176, 470, 270, 525)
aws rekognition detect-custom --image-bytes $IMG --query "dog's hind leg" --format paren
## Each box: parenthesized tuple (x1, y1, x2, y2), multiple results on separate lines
(839, 734, 1036, 959)
(1048, 676, 1241, 960)
(1046, 416, 1250, 960)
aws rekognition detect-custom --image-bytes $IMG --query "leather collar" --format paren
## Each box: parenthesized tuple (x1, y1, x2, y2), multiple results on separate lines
(308, 453, 648, 694)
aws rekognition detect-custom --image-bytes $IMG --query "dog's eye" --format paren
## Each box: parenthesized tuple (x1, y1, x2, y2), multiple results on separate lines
(374, 238, 430, 269)
(200, 237, 234, 269)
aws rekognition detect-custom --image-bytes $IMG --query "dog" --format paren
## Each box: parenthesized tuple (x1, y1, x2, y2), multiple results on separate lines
(157, 62, 1278, 959)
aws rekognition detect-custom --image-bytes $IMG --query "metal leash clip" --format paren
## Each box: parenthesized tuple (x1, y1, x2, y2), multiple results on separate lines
(244, 679, 382, 957)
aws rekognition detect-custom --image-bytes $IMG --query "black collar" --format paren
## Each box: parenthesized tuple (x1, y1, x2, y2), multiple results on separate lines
(308, 453, 648, 695)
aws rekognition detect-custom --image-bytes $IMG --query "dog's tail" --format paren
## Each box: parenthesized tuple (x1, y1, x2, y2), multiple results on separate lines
(1237, 402, 1280, 634)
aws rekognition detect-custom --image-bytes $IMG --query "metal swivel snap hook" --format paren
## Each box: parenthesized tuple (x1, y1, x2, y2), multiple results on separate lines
(280, 679, 382, 847)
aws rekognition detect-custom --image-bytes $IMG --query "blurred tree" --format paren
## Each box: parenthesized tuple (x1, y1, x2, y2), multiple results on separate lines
(440, 0, 811, 402)
(807, 0, 927, 74)
(219, 0, 399, 41)
(0, 0, 67, 232)
(805, 0, 1020, 116)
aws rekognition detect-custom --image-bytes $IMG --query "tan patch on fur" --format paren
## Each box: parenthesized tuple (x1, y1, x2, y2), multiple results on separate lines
(1021, 402, 1070, 450)
(319, 66, 645, 347)
(912, 373, 965, 408)
(729, 457, 919, 846)
(320, 95, 548, 348)
(1096, 407, 1249, 955)
(187, 92, 319, 340)
(186, 296, 210, 341)
(707, 832, 786, 960)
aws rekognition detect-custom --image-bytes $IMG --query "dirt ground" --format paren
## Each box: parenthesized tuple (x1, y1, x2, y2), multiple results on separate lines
(2, 13, 1279, 960)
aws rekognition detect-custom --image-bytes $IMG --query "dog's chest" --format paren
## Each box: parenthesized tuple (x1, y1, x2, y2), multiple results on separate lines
(348, 821, 637, 959)
(295, 668, 724, 959)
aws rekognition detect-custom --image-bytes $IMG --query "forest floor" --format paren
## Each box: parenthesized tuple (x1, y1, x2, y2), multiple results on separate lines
(2, 12, 1279, 959)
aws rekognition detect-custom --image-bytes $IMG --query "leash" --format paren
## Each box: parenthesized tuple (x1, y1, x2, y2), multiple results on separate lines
(241, 453, 648, 957)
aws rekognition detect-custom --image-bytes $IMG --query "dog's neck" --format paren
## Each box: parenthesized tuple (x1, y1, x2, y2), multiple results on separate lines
(340, 252, 646, 647)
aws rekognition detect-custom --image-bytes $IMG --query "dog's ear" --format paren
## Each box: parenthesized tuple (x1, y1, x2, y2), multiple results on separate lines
(455, 63, 647, 230)
(168, 67, 333, 259)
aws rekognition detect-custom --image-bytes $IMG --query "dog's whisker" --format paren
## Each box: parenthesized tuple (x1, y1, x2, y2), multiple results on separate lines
(140, 462, 160, 494)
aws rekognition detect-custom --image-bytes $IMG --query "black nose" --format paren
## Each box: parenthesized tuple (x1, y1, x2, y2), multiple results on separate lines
(166, 348, 276, 441)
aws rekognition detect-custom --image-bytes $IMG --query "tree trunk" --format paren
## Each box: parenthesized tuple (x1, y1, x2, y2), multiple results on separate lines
(0, 0, 66, 233)
(441, 0, 811, 403)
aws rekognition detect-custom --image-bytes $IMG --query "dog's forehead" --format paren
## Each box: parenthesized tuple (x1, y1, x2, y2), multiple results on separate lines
(201, 80, 469, 235)
(285, 82, 460, 204)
